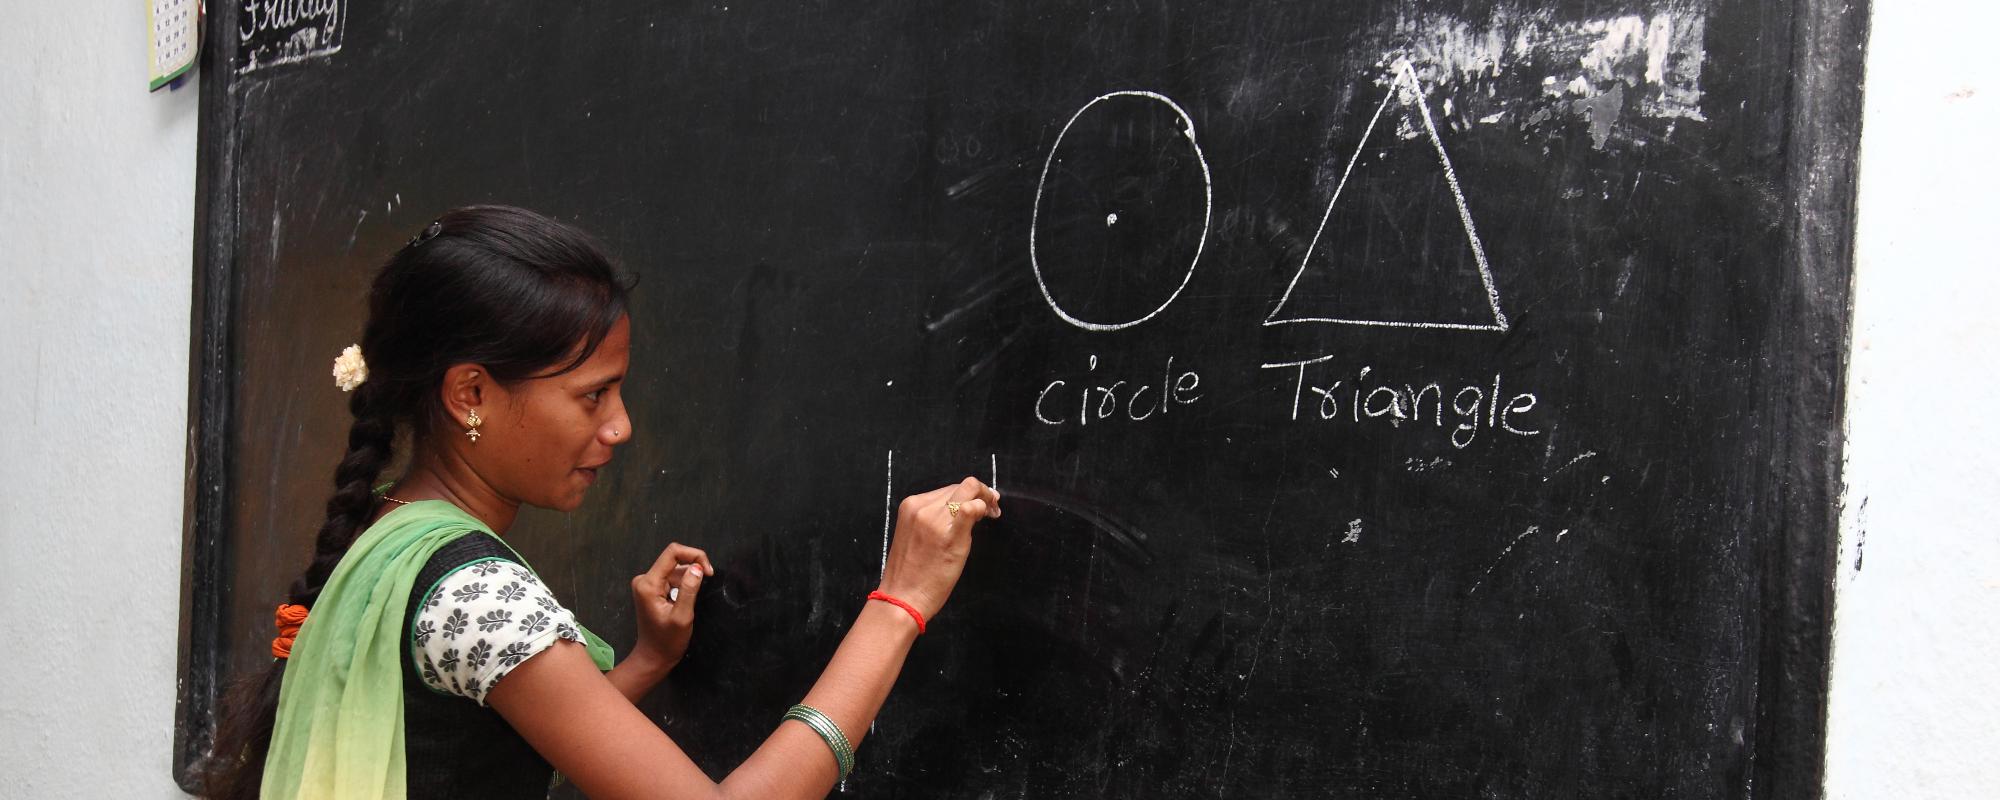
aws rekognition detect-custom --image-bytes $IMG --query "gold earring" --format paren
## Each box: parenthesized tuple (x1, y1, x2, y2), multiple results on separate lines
(465, 409, 483, 443)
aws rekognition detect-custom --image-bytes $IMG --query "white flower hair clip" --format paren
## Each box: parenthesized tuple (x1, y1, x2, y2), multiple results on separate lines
(332, 344, 369, 392)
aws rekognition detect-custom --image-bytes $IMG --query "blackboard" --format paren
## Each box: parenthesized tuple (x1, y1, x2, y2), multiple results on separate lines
(176, 2, 1868, 797)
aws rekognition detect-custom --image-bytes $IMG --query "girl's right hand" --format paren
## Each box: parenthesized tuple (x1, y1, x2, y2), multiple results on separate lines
(878, 477, 1001, 622)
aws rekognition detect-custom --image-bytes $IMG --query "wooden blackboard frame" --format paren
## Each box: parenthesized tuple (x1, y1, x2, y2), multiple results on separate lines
(174, 3, 244, 789)
(172, 2, 1872, 794)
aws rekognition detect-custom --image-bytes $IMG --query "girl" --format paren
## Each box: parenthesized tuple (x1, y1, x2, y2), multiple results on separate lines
(201, 206, 998, 799)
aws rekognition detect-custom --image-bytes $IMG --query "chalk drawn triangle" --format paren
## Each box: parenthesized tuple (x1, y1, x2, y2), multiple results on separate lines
(1265, 60, 1509, 333)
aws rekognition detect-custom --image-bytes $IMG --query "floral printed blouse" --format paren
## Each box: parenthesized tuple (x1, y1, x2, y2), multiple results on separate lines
(410, 558, 589, 705)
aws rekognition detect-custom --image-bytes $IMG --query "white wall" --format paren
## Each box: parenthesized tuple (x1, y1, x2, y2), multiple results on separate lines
(1823, 0, 2000, 797)
(0, 4, 197, 798)
(0, 2, 1991, 798)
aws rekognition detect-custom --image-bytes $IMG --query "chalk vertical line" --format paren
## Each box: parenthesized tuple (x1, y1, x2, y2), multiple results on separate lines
(873, 449, 893, 742)
(881, 450, 893, 579)
(990, 453, 998, 491)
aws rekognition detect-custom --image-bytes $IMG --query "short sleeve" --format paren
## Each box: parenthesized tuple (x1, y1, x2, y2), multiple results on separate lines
(410, 558, 588, 705)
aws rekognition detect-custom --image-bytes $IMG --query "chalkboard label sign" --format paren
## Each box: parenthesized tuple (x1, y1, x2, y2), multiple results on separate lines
(235, 0, 345, 73)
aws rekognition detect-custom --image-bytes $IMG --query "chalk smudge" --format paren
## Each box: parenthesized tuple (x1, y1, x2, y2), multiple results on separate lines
(1375, 7, 1709, 149)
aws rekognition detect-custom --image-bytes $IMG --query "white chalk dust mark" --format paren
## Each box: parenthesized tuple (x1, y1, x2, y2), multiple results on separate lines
(1545, 450, 1599, 481)
(1469, 525, 1540, 594)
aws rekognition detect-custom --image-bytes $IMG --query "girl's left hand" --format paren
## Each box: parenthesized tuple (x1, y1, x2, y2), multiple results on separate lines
(629, 542, 716, 673)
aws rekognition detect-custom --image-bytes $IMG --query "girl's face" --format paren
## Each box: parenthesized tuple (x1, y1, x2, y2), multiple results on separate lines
(478, 316, 633, 512)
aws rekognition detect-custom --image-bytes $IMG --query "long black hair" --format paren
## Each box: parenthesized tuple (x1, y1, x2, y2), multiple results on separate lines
(197, 205, 631, 799)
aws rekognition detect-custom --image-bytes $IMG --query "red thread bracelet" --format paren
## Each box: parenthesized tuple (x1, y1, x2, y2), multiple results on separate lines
(867, 590, 926, 634)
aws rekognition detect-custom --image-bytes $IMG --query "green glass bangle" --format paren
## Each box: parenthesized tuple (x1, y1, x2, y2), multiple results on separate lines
(784, 703, 856, 779)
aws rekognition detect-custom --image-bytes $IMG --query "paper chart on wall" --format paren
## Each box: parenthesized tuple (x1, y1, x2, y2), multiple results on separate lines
(149, 0, 199, 90)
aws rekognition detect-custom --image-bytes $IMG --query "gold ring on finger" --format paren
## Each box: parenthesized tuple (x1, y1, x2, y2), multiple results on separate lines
(945, 501, 962, 519)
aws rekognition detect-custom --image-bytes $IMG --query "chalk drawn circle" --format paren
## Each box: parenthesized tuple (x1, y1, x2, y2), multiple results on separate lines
(1031, 91, 1213, 332)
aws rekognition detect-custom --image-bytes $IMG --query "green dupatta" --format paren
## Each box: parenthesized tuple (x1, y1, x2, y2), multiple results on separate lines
(261, 500, 615, 799)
